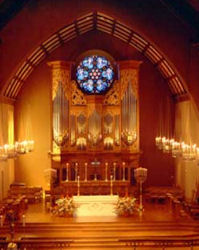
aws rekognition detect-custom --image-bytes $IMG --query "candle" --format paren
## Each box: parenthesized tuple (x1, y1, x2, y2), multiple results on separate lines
(122, 162, 125, 181)
(0, 215, 3, 227)
(22, 214, 26, 227)
(105, 162, 108, 181)
(75, 163, 78, 181)
(110, 175, 113, 195)
(77, 175, 80, 196)
(84, 162, 87, 181)
(113, 162, 116, 181)
(66, 163, 69, 181)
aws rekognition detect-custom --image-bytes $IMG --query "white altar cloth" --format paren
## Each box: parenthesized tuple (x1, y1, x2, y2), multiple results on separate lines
(73, 195, 119, 217)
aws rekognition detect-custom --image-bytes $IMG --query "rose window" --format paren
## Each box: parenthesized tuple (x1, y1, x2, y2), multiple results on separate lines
(76, 55, 114, 94)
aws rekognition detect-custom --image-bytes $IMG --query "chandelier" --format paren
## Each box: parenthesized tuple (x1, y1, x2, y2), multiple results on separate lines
(0, 140, 34, 162)
(155, 97, 199, 161)
(155, 137, 174, 153)
(155, 136, 198, 161)
(155, 100, 198, 161)
(0, 101, 35, 161)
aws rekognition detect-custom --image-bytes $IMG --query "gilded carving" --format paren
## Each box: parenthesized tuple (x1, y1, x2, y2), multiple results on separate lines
(51, 69, 70, 100)
(48, 61, 71, 100)
(120, 69, 138, 99)
(71, 80, 87, 105)
(103, 80, 120, 105)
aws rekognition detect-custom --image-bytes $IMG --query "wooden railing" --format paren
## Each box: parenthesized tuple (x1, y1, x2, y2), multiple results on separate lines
(0, 238, 73, 249)
(1, 236, 199, 249)
(119, 236, 199, 249)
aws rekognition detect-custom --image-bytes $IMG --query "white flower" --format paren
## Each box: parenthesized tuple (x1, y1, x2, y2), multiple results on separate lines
(115, 197, 137, 216)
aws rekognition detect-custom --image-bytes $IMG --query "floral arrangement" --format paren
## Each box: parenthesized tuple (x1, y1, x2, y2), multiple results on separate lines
(51, 197, 76, 217)
(115, 197, 137, 216)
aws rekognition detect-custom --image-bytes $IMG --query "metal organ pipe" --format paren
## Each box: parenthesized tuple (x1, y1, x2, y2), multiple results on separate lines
(121, 80, 137, 146)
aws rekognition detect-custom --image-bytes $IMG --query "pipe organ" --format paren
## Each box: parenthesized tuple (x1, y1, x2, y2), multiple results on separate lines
(48, 59, 142, 196)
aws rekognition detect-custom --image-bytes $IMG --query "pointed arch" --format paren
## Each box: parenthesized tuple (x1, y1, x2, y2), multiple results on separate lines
(2, 12, 188, 99)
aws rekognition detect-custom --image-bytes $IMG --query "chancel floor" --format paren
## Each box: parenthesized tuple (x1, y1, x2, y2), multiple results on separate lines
(26, 200, 193, 224)
(2, 198, 199, 249)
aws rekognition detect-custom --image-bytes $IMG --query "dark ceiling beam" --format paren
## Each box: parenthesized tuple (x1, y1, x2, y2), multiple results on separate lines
(160, 0, 199, 41)
(0, 0, 199, 38)
(188, 0, 199, 12)
(0, 0, 31, 31)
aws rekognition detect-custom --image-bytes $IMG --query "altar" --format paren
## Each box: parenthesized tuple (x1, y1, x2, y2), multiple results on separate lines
(73, 195, 119, 217)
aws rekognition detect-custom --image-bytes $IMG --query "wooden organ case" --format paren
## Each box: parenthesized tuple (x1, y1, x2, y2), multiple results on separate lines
(48, 59, 142, 196)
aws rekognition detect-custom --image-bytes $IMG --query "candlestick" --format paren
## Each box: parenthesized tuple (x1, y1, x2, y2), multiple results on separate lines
(110, 175, 113, 195)
(139, 181, 143, 211)
(113, 162, 116, 181)
(134, 167, 147, 212)
(105, 162, 108, 181)
(84, 162, 87, 181)
(66, 163, 69, 182)
(22, 214, 26, 227)
(75, 163, 78, 181)
(122, 162, 125, 181)
(77, 175, 80, 196)
(0, 215, 3, 227)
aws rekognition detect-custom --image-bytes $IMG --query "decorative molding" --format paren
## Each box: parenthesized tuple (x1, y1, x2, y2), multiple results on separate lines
(120, 69, 138, 99)
(119, 60, 141, 99)
(119, 60, 142, 70)
(71, 81, 87, 105)
(175, 93, 190, 103)
(0, 95, 15, 105)
(103, 80, 120, 105)
(47, 61, 71, 100)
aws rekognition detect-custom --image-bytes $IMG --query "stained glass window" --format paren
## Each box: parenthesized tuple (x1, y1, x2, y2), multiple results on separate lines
(76, 55, 114, 94)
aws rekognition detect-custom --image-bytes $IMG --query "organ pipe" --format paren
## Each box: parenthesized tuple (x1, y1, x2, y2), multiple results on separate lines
(53, 81, 69, 146)
(121, 81, 137, 146)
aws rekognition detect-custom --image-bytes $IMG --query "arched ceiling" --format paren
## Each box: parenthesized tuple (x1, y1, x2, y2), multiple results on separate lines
(161, 0, 199, 40)
(1, 0, 199, 35)
(0, 0, 31, 31)
(1, 12, 188, 100)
